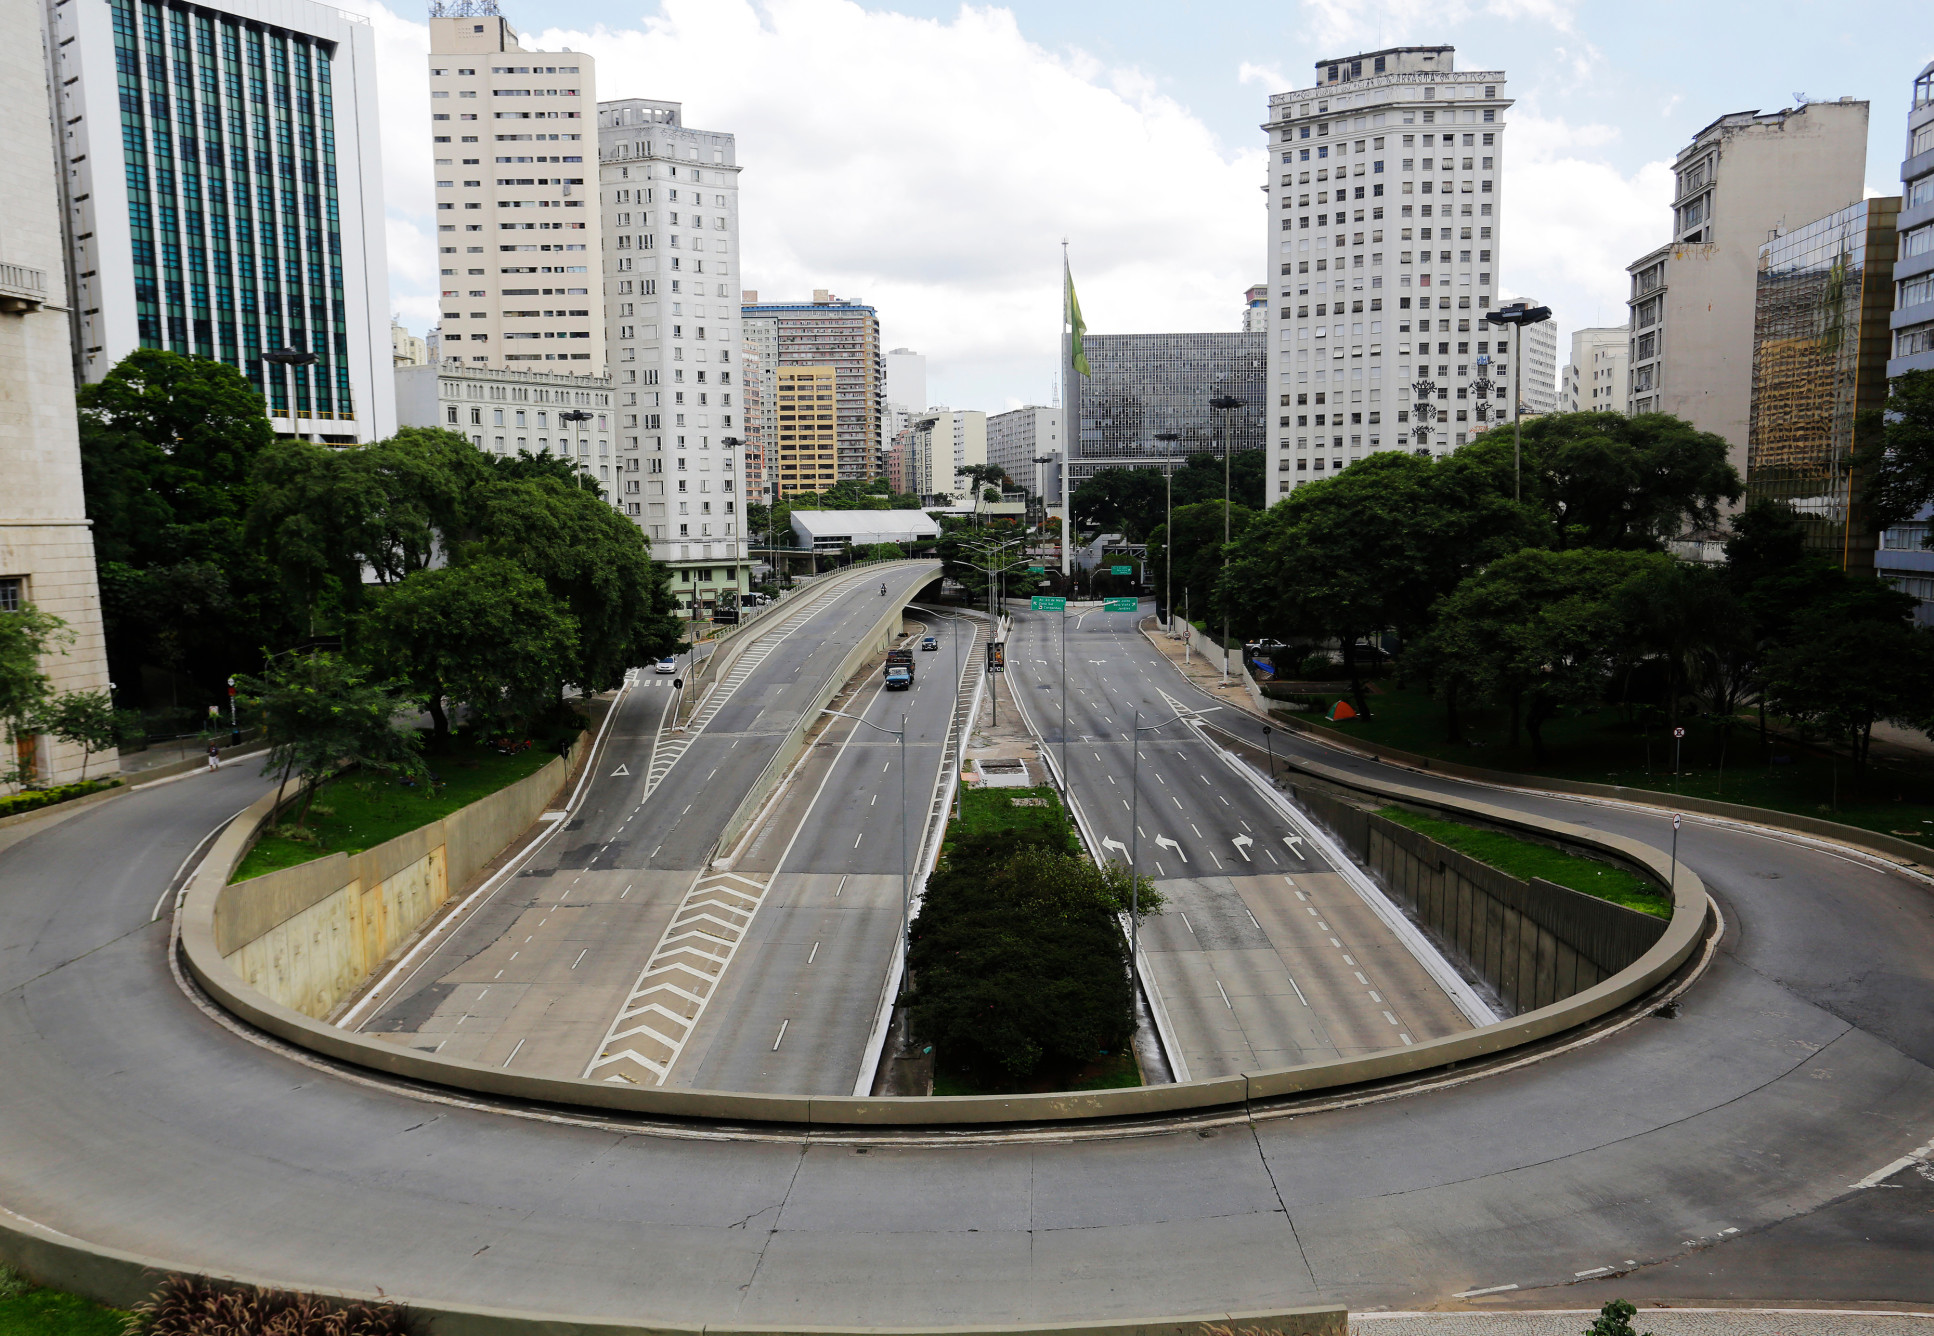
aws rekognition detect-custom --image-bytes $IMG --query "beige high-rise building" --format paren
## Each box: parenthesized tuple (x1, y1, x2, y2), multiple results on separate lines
(1560, 326, 1629, 413)
(2, 0, 115, 788)
(1625, 100, 1868, 481)
(741, 291, 886, 484)
(430, 11, 601, 373)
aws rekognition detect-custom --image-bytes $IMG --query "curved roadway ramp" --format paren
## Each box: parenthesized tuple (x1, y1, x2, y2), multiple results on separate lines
(0, 603, 1931, 1323)
(347, 562, 941, 1087)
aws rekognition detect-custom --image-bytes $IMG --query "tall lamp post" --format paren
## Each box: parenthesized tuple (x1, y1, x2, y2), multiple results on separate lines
(1154, 430, 1180, 633)
(1481, 301, 1552, 501)
(262, 346, 318, 439)
(821, 708, 909, 999)
(1208, 395, 1244, 683)
(559, 409, 594, 492)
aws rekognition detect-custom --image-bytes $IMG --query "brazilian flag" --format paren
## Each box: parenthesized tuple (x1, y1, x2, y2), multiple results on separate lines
(1067, 267, 1091, 378)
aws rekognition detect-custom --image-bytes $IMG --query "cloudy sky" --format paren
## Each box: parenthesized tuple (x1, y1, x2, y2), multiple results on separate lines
(359, 0, 1932, 411)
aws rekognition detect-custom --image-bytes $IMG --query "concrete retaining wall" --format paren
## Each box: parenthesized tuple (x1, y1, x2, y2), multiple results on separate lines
(1289, 785, 1666, 1016)
(213, 740, 580, 1018)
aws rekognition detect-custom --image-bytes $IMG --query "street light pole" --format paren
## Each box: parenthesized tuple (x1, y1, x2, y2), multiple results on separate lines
(1209, 395, 1243, 684)
(1154, 430, 1179, 634)
(1481, 302, 1551, 502)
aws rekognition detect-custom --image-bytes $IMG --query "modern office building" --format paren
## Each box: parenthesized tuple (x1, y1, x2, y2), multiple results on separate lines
(1070, 332, 1264, 486)
(430, 12, 599, 373)
(1745, 198, 1899, 575)
(4, 0, 116, 788)
(47, 0, 394, 442)
(1888, 63, 1934, 380)
(741, 290, 886, 482)
(1508, 295, 1558, 414)
(1625, 100, 1869, 483)
(987, 405, 1064, 506)
(1242, 284, 1269, 332)
(394, 359, 617, 480)
(1261, 46, 1513, 495)
(598, 96, 747, 608)
(1560, 325, 1629, 413)
(1876, 65, 1934, 625)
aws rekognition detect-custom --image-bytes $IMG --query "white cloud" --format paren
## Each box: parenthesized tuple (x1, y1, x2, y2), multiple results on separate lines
(1239, 61, 1288, 89)
(1297, 0, 1579, 55)
(1501, 110, 1673, 354)
(357, 2, 436, 330)
(365, 0, 1263, 407)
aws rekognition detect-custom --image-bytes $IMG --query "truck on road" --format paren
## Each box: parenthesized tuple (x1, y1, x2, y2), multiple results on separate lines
(884, 646, 915, 691)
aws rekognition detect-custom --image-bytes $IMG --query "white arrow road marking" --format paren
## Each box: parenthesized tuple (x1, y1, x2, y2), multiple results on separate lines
(611, 763, 630, 776)
(1101, 836, 1128, 857)
(1233, 834, 1253, 861)
(1283, 834, 1307, 859)
(1155, 834, 1186, 862)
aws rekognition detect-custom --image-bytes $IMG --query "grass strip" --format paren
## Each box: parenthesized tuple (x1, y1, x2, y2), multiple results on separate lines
(1377, 805, 1672, 919)
(945, 784, 1077, 851)
(232, 736, 561, 882)
(0, 1270, 125, 1336)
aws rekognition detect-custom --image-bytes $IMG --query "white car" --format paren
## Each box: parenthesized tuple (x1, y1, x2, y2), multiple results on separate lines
(654, 657, 678, 675)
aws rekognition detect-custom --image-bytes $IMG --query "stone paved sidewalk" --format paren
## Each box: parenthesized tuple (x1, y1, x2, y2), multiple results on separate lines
(1349, 1310, 1932, 1335)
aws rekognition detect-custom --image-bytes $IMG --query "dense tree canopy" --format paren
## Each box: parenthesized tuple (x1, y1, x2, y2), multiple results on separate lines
(1858, 368, 1934, 535)
(1144, 500, 1258, 619)
(1069, 450, 1264, 540)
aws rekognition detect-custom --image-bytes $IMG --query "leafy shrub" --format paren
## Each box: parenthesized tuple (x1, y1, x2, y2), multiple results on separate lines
(909, 842, 1158, 1083)
(0, 778, 121, 819)
(124, 1275, 411, 1336)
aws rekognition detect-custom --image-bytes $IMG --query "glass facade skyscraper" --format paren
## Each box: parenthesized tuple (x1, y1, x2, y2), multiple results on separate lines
(1746, 197, 1899, 573)
(48, 0, 393, 442)
(1069, 331, 1264, 484)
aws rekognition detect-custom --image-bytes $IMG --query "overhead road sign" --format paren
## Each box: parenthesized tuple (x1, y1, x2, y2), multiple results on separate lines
(1103, 597, 1138, 611)
(1031, 595, 1067, 611)
(1111, 565, 1133, 575)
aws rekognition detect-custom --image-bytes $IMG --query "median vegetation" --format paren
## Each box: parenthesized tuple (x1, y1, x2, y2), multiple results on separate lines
(910, 787, 1159, 1093)
(1378, 806, 1671, 918)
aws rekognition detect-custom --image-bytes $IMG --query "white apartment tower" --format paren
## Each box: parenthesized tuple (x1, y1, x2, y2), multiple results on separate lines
(1508, 295, 1558, 415)
(1263, 46, 1512, 494)
(986, 405, 1063, 508)
(1561, 326, 1629, 413)
(48, 0, 394, 442)
(598, 97, 749, 612)
(430, 10, 600, 373)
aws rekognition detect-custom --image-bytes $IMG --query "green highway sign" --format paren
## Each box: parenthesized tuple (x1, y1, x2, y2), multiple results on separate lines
(1030, 595, 1067, 611)
(1111, 564, 1134, 575)
(1028, 565, 1045, 574)
(1103, 597, 1138, 612)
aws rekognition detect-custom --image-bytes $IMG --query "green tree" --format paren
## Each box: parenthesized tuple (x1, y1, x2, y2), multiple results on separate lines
(1070, 467, 1168, 540)
(1420, 548, 1670, 763)
(1144, 499, 1258, 625)
(357, 558, 579, 747)
(1221, 450, 1540, 718)
(909, 837, 1158, 1082)
(470, 475, 683, 690)
(1761, 613, 1934, 777)
(239, 652, 425, 831)
(78, 350, 290, 702)
(1169, 449, 1265, 511)
(1857, 368, 1934, 534)
(35, 689, 119, 782)
(0, 606, 72, 787)
(1465, 411, 1742, 549)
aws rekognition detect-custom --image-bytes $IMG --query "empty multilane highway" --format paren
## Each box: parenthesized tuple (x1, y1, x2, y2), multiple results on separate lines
(661, 606, 983, 1094)
(1004, 599, 1488, 1079)
(354, 562, 941, 1084)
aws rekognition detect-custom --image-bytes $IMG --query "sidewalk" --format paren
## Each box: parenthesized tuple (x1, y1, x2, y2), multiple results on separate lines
(1351, 1311, 1933, 1334)
(1139, 615, 1274, 722)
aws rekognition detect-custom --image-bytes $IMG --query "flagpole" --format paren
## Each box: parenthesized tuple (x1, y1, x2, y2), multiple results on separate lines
(1061, 240, 1073, 583)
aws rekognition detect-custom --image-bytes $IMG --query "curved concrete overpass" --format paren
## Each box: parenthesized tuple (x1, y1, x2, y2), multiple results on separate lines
(1, 601, 1932, 1323)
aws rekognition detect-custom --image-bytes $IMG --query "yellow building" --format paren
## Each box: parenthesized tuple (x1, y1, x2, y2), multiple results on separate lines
(773, 367, 838, 497)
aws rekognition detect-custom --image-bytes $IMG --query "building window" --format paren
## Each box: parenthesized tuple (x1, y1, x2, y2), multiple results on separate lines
(0, 577, 21, 613)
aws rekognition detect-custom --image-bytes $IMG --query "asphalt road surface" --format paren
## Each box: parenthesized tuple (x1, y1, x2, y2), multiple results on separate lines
(1003, 601, 1482, 1079)
(0, 596, 1930, 1322)
(667, 607, 980, 1094)
(354, 562, 940, 1084)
